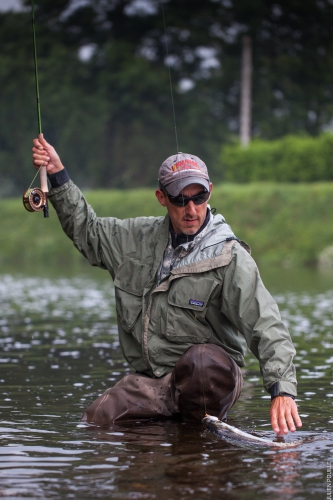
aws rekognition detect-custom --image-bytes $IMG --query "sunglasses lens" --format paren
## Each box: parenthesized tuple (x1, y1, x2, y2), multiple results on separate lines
(168, 191, 209, 206)
(193, 192, 210, 204)
(172, 198, 187, 206)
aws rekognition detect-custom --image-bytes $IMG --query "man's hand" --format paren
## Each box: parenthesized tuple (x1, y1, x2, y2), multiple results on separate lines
(270, 396, 302, 435)
(32, 134, 64, 175)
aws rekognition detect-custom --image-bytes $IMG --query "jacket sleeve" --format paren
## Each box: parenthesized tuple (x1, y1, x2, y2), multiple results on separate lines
(48, 180, 155, 278)
(221, 242, 297, 396)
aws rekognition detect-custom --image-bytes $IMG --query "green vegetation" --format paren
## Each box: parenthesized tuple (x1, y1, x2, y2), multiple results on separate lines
(1, 183, 333, 272)
(222, 133, 333, 183)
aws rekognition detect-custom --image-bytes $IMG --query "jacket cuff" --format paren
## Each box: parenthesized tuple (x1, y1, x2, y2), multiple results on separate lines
(48, 168, 70, 188)
(269, 381, 297, 400)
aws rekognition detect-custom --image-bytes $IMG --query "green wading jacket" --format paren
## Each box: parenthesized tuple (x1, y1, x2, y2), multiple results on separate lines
(49, 180, 297, 396)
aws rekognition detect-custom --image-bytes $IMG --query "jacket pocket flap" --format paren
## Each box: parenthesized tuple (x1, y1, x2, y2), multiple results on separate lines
(167, 277, 219, 311)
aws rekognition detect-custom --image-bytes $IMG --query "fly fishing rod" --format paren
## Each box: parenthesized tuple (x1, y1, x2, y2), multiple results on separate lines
(23, 0, 49, 218)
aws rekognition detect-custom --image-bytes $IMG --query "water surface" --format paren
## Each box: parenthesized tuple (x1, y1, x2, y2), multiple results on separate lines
(0, 268, 332, 499)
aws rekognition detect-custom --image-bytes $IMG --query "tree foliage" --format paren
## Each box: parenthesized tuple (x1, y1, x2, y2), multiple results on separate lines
(1, 0, 333, 195)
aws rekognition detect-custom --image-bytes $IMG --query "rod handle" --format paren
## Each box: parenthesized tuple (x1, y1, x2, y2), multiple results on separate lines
(40, 165, 49, 193)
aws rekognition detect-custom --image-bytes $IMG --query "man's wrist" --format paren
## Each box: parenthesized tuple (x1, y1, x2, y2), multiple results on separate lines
(271, 392, 295, 401)
(269, 381, 296, 401)
(48, 168, 70, 188)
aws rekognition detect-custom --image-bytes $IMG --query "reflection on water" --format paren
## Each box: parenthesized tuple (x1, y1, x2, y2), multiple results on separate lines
(0, 270, 332, 499)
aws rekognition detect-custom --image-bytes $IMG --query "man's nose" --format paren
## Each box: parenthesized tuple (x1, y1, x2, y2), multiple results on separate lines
(186, 201, 197, 214)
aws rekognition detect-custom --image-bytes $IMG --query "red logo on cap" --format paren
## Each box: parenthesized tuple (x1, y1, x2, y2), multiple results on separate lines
(172, 159, 200, 172)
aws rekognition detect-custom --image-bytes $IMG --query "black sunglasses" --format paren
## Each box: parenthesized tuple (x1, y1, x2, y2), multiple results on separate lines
(161, 186, 210, 207)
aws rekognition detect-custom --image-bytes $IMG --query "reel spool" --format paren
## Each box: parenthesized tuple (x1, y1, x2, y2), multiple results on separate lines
(23, 187, 47, 212)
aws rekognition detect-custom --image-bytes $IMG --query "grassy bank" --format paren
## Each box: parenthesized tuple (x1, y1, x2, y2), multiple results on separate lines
(1, 183, 333, 272)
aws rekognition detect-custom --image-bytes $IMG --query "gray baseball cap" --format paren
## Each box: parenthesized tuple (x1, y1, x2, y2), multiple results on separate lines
(158, 153, 210, 196)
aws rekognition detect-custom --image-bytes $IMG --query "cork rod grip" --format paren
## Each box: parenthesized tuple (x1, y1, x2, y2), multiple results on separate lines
(40, 165, 49, 193)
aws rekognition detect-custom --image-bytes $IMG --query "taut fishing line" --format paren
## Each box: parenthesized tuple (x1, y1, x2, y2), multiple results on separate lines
(160, 0, 179, 153)
(159, 1, 190, 244)
(23, 0, 49, 218)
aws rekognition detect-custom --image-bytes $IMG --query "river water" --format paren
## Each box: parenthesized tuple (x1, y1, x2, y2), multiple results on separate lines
(0, 267, 332, 499)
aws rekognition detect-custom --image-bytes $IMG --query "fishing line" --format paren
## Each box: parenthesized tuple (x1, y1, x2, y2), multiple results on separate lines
(23, 0, 49, 217)
(27, 165, 42, 190)
(160, 0, 179, 153)
(159, 1, 189, 244)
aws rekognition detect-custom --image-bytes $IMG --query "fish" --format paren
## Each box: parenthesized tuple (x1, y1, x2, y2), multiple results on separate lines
(203, 414, 301, 448)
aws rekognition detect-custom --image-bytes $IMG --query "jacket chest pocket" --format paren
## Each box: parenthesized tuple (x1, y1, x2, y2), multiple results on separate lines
(165, 276, 220, 343)
(114, 259, 152, 331)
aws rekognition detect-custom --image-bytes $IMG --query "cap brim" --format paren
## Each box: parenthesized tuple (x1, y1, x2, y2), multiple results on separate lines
(165, 177, 210, 196)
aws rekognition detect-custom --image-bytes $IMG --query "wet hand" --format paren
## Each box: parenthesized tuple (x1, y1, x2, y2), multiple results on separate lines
(270, 396, 302, 436)
(32, 133, 64, 175)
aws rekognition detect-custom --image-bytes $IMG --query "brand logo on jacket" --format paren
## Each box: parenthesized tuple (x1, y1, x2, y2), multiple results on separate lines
(189, 299, 204, 307)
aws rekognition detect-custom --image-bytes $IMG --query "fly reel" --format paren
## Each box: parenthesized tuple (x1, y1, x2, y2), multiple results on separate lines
(23, 164, 49, 218)
(23, 187, 47, 212)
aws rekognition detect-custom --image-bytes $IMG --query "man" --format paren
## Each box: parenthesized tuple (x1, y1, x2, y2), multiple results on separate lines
(32, 134, 302, 435)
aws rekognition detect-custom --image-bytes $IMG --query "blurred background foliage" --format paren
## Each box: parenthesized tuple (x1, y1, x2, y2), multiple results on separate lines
(222, 133, 333, 182)
(1, 0, 333, 196)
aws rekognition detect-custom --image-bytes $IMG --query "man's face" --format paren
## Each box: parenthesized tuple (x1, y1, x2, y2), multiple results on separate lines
(155, 183, 213, 235)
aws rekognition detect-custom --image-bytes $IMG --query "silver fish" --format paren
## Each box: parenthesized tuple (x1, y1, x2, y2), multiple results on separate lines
(203, 415, 301, 448)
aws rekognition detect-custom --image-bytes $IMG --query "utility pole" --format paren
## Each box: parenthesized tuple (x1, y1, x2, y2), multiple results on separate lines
(240, 35, 252, 147)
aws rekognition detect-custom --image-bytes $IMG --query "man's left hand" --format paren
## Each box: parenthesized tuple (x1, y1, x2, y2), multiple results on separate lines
(270, 396, 302, 435)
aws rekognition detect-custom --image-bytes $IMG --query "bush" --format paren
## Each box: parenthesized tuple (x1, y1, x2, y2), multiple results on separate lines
(221, 133, 333, 182)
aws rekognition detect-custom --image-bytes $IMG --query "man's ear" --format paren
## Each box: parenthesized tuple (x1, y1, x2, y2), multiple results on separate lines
(208, 182, 213, 200)
(155, 189, 167, 207)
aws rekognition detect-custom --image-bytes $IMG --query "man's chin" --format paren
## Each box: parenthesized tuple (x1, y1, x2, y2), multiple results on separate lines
(181, 225, 200, 235)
